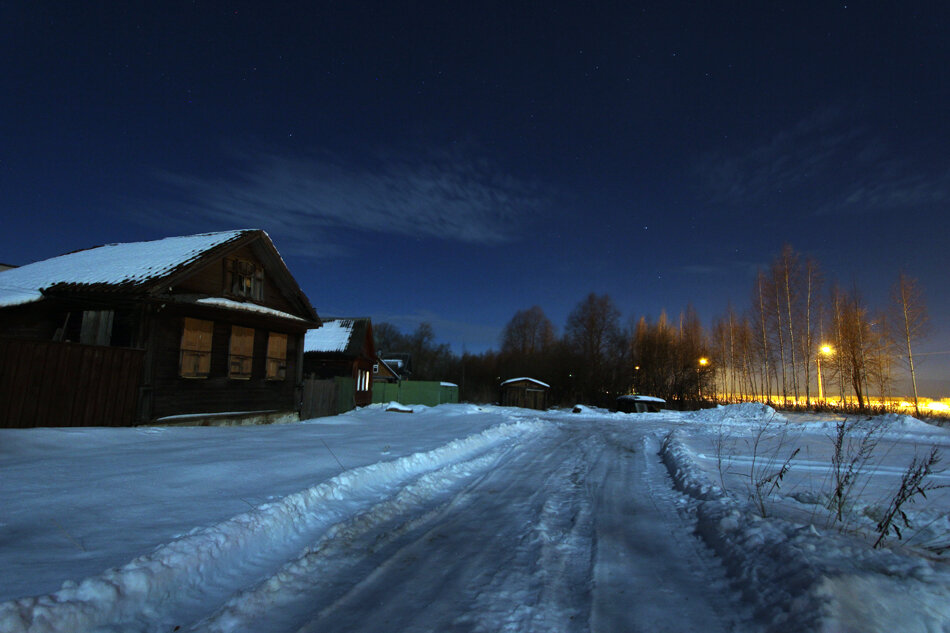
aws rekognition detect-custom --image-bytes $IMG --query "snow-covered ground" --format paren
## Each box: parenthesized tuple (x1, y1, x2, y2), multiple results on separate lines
(0, 403, 948, 632)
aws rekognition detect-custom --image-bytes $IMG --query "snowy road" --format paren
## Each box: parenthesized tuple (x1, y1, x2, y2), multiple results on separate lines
(190, 420, 743, 633)
(4, 405, 948, 632)
(2, 415, 747, 632)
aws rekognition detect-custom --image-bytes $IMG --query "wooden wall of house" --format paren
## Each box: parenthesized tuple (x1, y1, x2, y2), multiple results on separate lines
(303, 355, 352, 379)
(173, 245, 299, 315)
(303, 354, 375, 407)
(0, 300, 146, 348)
(145, 308, 304, 421)
(0, 303, 66, 340)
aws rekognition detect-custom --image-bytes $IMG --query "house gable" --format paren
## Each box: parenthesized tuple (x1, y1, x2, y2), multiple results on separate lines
(152, 231, 319, 325)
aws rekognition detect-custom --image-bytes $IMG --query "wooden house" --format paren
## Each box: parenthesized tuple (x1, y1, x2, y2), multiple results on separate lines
(372, 357, 400, 384)
(0, 229, 320, 427)
(303, 318, 376, 408)
(379, 352, 412, 380)
(500, 377, 550, 410)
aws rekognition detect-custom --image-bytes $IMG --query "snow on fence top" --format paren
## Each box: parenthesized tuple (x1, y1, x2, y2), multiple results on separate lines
(304, 319, 356, 353)
(0, 230, 251, 308)
(500, 377, 551, 388)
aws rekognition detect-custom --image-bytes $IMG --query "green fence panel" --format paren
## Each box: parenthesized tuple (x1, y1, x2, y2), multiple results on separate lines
(398, 381, 439, 407)
(370, 381, 459, 407)
(372, 382, 400, 404)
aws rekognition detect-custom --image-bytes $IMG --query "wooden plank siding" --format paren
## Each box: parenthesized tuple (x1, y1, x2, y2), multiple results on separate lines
(0, 338, 144, 427)
(173, 245, 300, 316)
(145, 311, 303, 420)
(300, 378, 339, 419)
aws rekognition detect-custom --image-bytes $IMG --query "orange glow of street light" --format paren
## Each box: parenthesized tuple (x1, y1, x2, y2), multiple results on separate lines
(699, 357, 709, 366)
(816, 345, 834, 403)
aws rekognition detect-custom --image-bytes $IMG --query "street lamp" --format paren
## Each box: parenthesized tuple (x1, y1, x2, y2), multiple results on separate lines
(817, 345, 833, 404)
(697, 358, 709, 400)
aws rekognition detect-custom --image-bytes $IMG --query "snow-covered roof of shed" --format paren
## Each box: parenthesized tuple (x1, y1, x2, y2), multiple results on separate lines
(617, 394, 666, 403)
(500, 377, 551, 389)
(0, 230, 251, 308)
(304, 319, 356, 353)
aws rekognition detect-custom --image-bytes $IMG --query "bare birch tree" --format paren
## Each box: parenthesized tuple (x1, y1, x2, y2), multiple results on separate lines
(891, 273, 930, 416)
(833, 287, 874, 411)
(775, 245, 802, 404)
(800, 256, 821, 407)
(752, 271, 773, 403)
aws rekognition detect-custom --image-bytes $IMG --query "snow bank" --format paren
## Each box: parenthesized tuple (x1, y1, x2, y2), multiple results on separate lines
(660, 432, 950, 633)
(0, 419, 546, 633)
(879, 412, 938, 431)
(571, 404, 611, 415)
(685, 402, 787, 426)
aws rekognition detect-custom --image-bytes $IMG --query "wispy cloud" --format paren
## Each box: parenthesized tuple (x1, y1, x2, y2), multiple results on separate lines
(697, 108, 950, 216)
(145, 146, 546, 256)
(822, 168, 950, 216)
(369, 310, 502, 352)
(678, 259, 761, 279)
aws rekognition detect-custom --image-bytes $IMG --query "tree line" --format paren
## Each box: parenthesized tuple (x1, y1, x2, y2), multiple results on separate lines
(374, 296, 714, 409)
(374, 245, 930, 413)
(709, 245, 929, 415)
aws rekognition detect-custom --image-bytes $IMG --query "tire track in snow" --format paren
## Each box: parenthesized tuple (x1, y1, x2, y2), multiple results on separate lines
(588, 430, 747, 632)
(286, 426, 598, 633)
(456, 427, 598, 633)
(0, 419, 546, 633)
(186, 448, 513, 633)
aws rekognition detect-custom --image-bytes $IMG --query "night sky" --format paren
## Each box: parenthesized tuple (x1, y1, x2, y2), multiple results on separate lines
(2, 3, 948, 392)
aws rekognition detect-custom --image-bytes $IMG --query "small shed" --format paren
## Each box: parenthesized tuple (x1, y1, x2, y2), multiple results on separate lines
(616, 394, 666, 413)
(500, 377, 550, 410)
(303, 318, 376, 407)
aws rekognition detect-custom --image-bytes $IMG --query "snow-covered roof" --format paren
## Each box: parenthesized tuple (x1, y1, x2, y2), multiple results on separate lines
(500, 377, 551, 389)
(192, 297, 312, 324)
(0, 230, 251, 308)
(304, 319, 356, 353)
(617, 394, 666, 403)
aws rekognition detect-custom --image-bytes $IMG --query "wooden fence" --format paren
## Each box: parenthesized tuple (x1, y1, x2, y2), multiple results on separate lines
(300, 378, 339, 420)
(0, 338, 144, 428)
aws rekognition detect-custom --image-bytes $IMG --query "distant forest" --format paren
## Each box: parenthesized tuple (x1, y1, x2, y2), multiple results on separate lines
(375, 245, 931, 415)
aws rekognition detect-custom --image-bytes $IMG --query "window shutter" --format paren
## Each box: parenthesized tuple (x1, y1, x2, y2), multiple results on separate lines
(266, 332, 288, 380)
(229, 326, 255, 379)
(180, 318, 214, 378)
